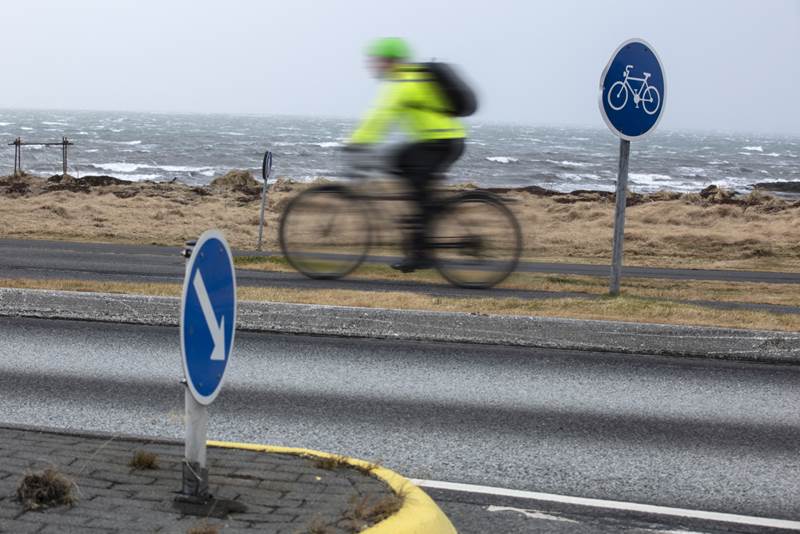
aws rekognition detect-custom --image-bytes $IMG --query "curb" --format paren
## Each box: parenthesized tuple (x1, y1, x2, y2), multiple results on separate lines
(209, 440, 457, 534)
(0, 287, 799, 363)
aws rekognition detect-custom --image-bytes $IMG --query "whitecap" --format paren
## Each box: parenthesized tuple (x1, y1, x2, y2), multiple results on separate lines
(314, 142, 343, 148)
(547, 159, 595, 168)
(20, 127, 33, 131)
(763, 152, 781, 157)
(42, 121, 68, 126)
(0, 122, 12, 126)
(221, 131, 246, 136)
(742, 146, 763, 152)
(114, 140, 142, 145)
(675, 166, 706, 176)
(96, 163, 142, 173)
(486, 156, 519, 164)
(85, 149, 99, 153)
(630, 173, 672, 185)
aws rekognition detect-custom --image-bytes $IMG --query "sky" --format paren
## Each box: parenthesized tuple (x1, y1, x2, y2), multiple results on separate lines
(0, 0, 798, 135)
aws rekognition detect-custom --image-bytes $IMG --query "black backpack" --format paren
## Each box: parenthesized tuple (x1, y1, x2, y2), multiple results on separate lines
(422, 62, 478, 117)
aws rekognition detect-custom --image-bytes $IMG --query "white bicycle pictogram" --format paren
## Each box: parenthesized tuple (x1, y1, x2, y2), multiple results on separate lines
(607, 65, 661, 115)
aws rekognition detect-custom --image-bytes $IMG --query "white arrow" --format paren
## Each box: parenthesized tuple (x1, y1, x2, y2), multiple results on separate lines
(192, 270, 226, 361)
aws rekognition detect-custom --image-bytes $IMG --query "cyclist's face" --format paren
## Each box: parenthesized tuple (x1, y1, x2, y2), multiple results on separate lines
(367, 56, 393, 78)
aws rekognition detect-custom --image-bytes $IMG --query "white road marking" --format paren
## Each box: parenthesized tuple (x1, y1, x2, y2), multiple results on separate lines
(192, 270, 225, 361)
(412, 479, 800, 531)
(487, 505, 579, 523)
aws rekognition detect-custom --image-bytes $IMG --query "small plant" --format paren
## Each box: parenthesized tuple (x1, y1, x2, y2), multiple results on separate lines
(313, 454, 350, 471)
(304, 516, 333, 534)
(341, 493, 403, 532)
(16, 468, 77, 511)
(129, 450, 159, 470)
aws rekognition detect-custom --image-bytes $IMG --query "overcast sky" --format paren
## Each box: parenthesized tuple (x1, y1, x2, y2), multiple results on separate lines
(0, 0, 798, 134)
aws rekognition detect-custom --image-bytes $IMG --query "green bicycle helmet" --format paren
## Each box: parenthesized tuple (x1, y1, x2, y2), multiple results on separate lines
(367, 37, 411, 60)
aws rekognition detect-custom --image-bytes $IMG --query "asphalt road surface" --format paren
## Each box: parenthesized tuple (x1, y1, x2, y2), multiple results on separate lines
(1, 238, 799, 314)
(1, 317, 798, 532)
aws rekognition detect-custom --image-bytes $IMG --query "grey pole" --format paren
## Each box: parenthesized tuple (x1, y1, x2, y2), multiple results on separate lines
(257, 151, 273, 251)
(609, 139, 630, 296)
(180, 241, 210, 499)
(182, 387, 209, 497)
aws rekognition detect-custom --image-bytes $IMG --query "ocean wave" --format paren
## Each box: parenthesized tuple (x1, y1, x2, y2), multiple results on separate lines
(558, 172, 602, 181)
(314, 142, 343, 148)
(708, 160, 729, 165)
(742, 146, 763, 152)
(630, 173, 672, 185)
(84, 149, 99, 153)
(547, 159, 596, 169)
(221, 131, 246, 136)
(20, 127, 33, 131)
(96, 163, 141, 173)
(675, 166, 706, 176)
(486, 156, 519, 164)
(0, 122, 12, 126)
(42, 121, 67, 126)
(763, 152, 781, 157)
(114, 140, 142, 145)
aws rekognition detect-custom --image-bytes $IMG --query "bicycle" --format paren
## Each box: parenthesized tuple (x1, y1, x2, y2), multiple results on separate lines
(278, 169, 522, 289)
(607, 64, 661, 115)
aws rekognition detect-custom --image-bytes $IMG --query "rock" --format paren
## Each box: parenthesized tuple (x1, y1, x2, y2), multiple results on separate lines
(210, 169, 261, 195)
(753, 181, 800, 194)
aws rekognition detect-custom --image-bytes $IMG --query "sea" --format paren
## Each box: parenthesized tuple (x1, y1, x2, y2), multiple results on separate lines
(0, 109, 797, 194)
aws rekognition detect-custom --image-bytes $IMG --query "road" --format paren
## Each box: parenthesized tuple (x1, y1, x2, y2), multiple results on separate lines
(1, 238, 799, 314)
(1, 317, 798, 532)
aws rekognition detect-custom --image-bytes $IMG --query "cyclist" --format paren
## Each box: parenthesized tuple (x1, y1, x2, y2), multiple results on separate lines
(345, 37, 467, 273)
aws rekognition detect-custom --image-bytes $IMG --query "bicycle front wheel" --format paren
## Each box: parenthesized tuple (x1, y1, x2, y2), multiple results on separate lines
(279, 185, 371, 279)
(607, 81, 628, 111)
(431, 192, 522, 289)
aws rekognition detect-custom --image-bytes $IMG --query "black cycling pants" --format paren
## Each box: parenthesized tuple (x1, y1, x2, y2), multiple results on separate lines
(393, 138, 466, 258)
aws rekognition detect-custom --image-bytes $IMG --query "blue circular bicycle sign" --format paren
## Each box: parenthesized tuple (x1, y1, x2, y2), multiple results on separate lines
(599, 38, 666, 141)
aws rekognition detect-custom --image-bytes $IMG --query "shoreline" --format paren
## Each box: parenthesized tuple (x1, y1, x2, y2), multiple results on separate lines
(0, 169, 798, 272)
(3, 169, 800, 201)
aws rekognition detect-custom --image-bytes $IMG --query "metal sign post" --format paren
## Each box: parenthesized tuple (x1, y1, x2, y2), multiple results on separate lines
(610, 140, 631, 295)
(599, 38, 666, 296)
(176, 231, 244, 516)
(257, 151, 273, 251)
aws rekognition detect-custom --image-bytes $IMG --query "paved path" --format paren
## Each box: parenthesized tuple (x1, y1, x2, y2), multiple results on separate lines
(0, 238, 798, 314)
(0, 426, 393, 533)
(1, 317, 798, 532)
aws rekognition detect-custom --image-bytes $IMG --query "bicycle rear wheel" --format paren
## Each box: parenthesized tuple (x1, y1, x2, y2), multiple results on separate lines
(279, 185, 371, 279)
(430, 191, 522, 289)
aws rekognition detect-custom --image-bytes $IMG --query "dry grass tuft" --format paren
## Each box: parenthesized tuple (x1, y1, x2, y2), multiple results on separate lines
(304, 516, 333, 534)
(16, 468, 77, 511)
(129, 450, 159, 470)
(341, 493, 404, 532)
(313, 454, 351, 471)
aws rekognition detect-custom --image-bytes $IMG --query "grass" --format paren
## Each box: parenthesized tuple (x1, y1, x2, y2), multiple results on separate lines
(16, 468, 77, 511)
(340, 493, 404, 532)
(2, 175, 799, 272)
(129, 450, 159, 470)
(0, 276, 797, 332)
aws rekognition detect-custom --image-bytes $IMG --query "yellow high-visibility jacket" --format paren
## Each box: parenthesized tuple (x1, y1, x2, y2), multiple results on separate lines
(349, 64, 466, 144)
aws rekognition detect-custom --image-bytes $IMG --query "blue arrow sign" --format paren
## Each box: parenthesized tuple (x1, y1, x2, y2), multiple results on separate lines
(180, 230, 237, 405)
(599, 39, 666, 141)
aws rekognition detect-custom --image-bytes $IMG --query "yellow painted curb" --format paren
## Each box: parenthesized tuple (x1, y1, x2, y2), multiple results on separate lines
(208, 440, 457, 534)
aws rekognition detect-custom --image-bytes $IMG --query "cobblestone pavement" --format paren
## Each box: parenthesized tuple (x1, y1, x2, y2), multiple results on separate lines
(0, 426, 396, 533)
